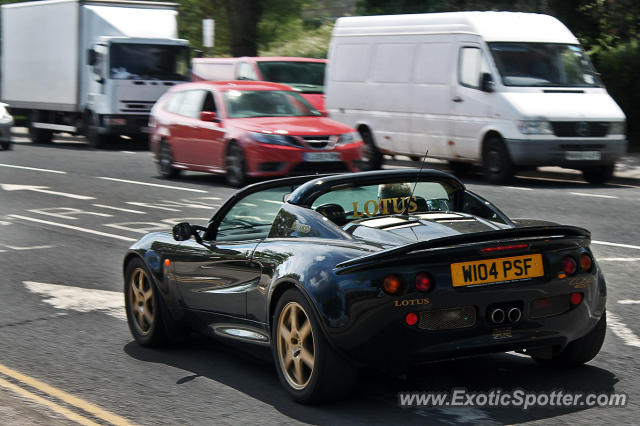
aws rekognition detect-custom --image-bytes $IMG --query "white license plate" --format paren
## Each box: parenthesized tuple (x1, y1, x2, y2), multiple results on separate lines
(565, 151, 601, 161)
(303, 152, 341, 162)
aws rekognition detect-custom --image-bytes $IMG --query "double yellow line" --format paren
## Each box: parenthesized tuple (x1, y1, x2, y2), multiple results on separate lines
(0, 363, 136, 425)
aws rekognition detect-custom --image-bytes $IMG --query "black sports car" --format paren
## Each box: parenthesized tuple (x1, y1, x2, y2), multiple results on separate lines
(123, 169, 606, 403)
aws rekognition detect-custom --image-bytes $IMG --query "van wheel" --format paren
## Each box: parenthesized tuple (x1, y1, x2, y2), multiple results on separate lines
(482, 136, 514, 184)
(582, 164, 614, 185)
(409, 155, 421, 162)
(359, 128, 382, 170)
(1, 142, 11, 150)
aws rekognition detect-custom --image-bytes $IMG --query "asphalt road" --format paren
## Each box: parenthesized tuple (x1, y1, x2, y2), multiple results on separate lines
(1, 133, 639, 425)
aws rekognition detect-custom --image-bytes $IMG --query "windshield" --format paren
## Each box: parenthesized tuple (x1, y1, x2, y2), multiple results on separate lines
(256, 61, 326, 93)
(488, 43, 601, 88)
(223, 90, 322, 118)
(110, 44, 190, 81)
(311, 181, 459, 221)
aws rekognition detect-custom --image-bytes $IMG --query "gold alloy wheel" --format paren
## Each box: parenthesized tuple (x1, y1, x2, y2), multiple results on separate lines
(128, 267, 155, 335)
(277, 301, 315, 390)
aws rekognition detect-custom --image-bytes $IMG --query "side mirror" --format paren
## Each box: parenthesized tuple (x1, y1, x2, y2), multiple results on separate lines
(87, 49, 97, 66)
(173, 222, 193, 241)
(200, 111, 218, 122)
(480, 72, 495, 93)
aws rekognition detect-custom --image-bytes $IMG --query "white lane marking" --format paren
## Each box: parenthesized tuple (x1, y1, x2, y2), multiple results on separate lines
(23, 281, 125, 320)
(8, 215, 136, 242)
(0, 163, 67, 174)
(29, 207, 112, 220)
(599, 258, 640, 262)
(1, 184, 94, 200)
(97, 177, 207, 193)
(92, 204, 146, 214)
(607, 312, 640, 347)
(120, 151, 135, 154)
(570, 192, 618, 199)
(126, 201, 180, 212)
(505, 186, 533, 191)
(593, 240, 640, 250)
(618, 300, 640, 305)
(1, 244, 54, 251)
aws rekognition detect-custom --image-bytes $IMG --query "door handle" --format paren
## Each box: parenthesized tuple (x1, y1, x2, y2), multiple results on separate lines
(452, 96, 463, 103)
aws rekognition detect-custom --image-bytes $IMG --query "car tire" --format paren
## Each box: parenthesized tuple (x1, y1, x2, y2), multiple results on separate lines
(358, 128, 383, 171)
(124, 258, 173, 347)
(29, 126, 53, 145)
(533, 312, 606, 368)
(409, 155, 421, 162)
(225, 142, 247, 187)
(482, 135, 514, 184)
(582, 164, 614, 185)
(272, 288, 356, 404)
(1, 142, 11, 150)
(158, 141, 181, 178)
(449, 161, 473, 176)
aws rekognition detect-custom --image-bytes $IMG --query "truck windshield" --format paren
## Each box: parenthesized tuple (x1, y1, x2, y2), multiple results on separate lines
(256, 61, 325, 93)
(223, 90, 322, 118)
(110, 44, 190, 81)
(488, 43, 601, 88)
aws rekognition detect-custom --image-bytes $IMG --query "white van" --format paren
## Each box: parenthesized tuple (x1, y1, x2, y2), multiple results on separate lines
(326, 12, 627, 184)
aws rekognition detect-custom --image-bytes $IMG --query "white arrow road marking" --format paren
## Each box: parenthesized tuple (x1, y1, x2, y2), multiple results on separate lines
(0, 163, 67, 174)
(91, 204, 146, 214)
(97, 177, 207, 193)
(593, 241, 640, 250)
(618, 300, 640, 305)
(569, 192, 618, 199)
(0, 244, 54, 251)
(599, 258, 640, 262)
(23, 281, 125, 320)
(8, 215, 136, 242)
(607, 312, 640, 348)
(1, 184, 94, 200)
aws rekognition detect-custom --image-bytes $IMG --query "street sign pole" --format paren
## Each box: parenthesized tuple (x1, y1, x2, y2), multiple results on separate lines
(203, 18, 214, 56)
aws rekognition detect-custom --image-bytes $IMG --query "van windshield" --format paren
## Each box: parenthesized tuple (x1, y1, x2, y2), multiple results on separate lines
(488, 43, 601, 88)
(256, 61, 326, 93)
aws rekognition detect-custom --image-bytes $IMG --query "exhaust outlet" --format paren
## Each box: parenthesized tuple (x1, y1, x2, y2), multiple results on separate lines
(490, 308, 505, 324)
(508, 307, 522, 323)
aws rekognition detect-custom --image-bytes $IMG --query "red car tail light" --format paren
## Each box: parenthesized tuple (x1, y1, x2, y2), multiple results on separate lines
(580, 253, 593, 272)
(415, 272, 433, 292)
(562, 256, 577, 276)
(480, 243, 528, 253)
(382, 274, 403, 295)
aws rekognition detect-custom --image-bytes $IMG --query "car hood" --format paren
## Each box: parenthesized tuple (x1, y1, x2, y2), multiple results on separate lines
(502, 90, 626, 120)
(228, 116, 353, 135)
(345, 212, 509, 249)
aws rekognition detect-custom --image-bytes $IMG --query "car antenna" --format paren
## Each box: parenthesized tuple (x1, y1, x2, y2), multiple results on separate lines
(401, 149, 429, 216)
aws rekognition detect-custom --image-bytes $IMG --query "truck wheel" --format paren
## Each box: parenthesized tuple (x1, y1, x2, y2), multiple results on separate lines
(158, 142, 181, 178)
(582, 164, 614, 185)
(533, 312, 606, 367)
(482, 136, 514, 184)
(29, 126, 53, 144)
(272, 289, 356, 403)
(1, 142, 11, 151)
(225, 142, 247, 187)
(359, 128, 382, 170)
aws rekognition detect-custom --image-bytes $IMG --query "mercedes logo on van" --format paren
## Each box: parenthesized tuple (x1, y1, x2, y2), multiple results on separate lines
(576, 121, 590, 137)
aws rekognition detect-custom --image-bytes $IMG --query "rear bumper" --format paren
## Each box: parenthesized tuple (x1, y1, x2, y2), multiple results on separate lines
(505, 138, 627, 167)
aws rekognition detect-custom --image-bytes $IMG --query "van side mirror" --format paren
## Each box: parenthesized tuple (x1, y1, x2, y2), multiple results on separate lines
(480, 73, 495, 92)
(87, 49, 97, 66)
(200, 111, 218, 122)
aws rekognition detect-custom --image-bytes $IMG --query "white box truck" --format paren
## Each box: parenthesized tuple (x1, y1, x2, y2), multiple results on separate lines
(1, 0, 190, 147)
(326, 12, 627, 184)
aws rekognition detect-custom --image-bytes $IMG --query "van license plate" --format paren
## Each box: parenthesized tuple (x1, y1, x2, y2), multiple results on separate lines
(565, 151, 601, 161)
(450, 254, 544, 287)
(303, 152, 341, 162)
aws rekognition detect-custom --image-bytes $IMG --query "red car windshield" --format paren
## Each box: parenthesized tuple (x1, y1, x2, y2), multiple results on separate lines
(222, 90, 322, 118)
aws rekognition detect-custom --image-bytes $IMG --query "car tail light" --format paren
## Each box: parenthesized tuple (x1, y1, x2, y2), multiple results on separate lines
(405, 312, 418, 326)
(570, 292, 583, 305)
(480, 243, 528, 253)
(382, 274, 403, 295)
(415, 272, 433, 292)
(562, 256, 577, 276)
(580, 253, 593, 272)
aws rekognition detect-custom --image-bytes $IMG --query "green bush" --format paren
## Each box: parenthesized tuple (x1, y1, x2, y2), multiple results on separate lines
(591, 40, 640, 151)
(259, 22, 333, 59)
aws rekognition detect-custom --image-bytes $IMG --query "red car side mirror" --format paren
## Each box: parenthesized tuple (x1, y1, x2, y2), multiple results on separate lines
(200, 111, 218, 122)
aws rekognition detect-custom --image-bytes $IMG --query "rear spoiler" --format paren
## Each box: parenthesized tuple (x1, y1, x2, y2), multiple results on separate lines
(335, 225, 590, 274)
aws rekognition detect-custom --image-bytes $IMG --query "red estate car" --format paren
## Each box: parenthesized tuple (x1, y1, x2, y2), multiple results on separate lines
(150, 81, 363, 186)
